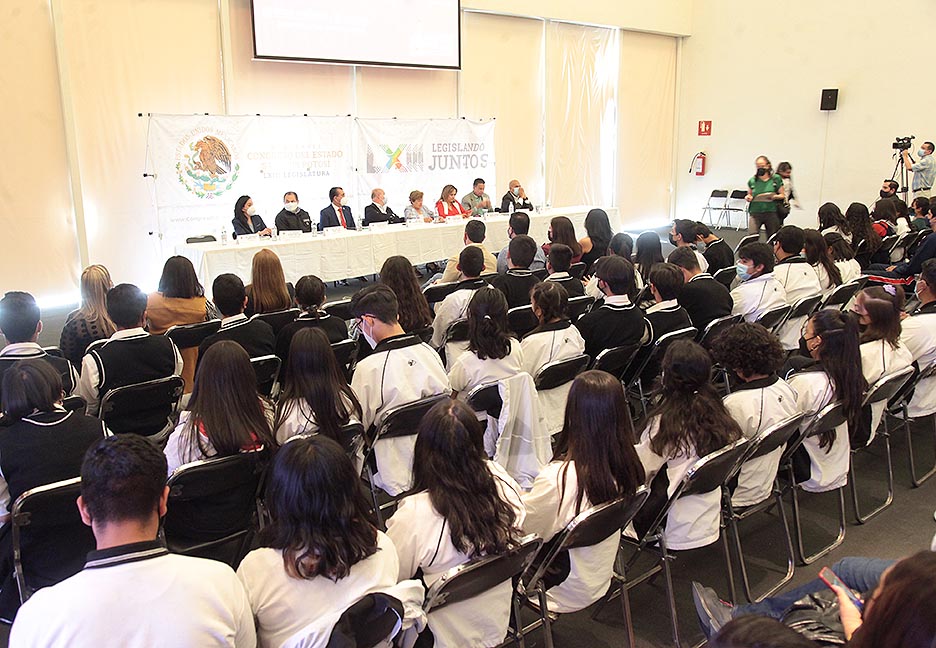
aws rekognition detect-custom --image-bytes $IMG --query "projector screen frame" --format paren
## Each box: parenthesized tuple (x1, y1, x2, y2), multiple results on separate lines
(249, 0, 462, 71)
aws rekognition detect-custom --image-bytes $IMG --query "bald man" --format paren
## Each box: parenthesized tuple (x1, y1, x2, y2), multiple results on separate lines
(500, 179, 534, 213)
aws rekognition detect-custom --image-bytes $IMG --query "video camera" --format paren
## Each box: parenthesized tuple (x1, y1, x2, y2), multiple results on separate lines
(893, 135, 915, 151)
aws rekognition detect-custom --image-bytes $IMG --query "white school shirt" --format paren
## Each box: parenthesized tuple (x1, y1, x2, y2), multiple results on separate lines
(164, 404, 273, 475)
(386, 461, 525, 648)
(899, 306, 936, 417)
(236, 532, 399, 648)
(774, 258, 823, 350)
(859, 338, 913, 444)
(9, 541, 256, 648)
(449, 339, 524, 397)
(430, 286, 478, 349)
(730, 272, 787, 323)
(585, 271, 643, 300)
(273, 394, 359, 444)
(522, 461, 621, 613)
(813, 263, 836, 295)
(836, 259, 861, 285)
(351, 334, 450, 495)
(634, 416, 720, 551)
(694, 249, 710, 273)
(520, 322, 586, 435)
(787, 370, 851, 492)
(723, 376, 800, 506)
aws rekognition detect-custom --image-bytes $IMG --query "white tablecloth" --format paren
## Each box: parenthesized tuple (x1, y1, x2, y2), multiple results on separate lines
(177, 207, 619, 293)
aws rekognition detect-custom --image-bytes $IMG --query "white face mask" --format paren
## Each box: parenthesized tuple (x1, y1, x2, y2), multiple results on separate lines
(340, 196, 349, 207)
(511, 186, 520, 196)
(919, 148, 928, 158)
(246, 205, 257, 216)
(361, 320, 376, 349)
(284, 201, 299, 213)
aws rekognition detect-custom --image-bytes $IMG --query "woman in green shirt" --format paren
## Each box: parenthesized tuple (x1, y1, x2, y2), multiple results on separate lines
(745, 155, 786, 240)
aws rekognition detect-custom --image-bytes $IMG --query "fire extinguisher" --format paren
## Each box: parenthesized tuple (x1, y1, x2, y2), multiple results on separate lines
(690, 152, 706, 176)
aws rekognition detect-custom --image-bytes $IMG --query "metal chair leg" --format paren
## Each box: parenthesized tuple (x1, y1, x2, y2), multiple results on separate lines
(537, 585, 554, 648)
(849, 430, 894, 524)
(791, 483, 846, 565)
(618, 581, 635, 648)
(658, 534, 681, 648)
(365, 465, 385, 529)
(721, 506, 738, 603)
(512, 593, 526, 648)
(908, 412, 936, 487)
(732, 491, 796, 603)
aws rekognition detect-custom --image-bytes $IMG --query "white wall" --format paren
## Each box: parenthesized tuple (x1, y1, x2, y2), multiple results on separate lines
(675, 0, 936, 230)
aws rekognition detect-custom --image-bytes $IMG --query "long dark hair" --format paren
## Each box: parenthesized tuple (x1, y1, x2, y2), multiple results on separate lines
(262, 435, 378, 580)
(818, 202, 849, 235)
(584, 209, 613, 256)
(808, 310, 867, 446)
(234, 195, 251, 220)
(467, 287, 512, 360)
(274, 328, 362, 442)
(823, 232, 855, 261)
(549, 217, 583, 257)
(803, 229, 842, 287)
(634, 231, 664, 280)
(857, 286, 904, 348)
(185, 341, 274, 461)
(552, 371, 645, 515)
(1, 359, 63, 420)
(609, 233, 634, 259)
(845, 202, 882, 254)
(648, 340, 741, 458)
(157, 256, 204, 299)
(379, 256, 432, 332)
(411, 400, 518, 556)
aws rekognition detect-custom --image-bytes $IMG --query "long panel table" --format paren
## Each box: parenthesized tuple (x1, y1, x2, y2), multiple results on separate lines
(177, 207, 619, 293)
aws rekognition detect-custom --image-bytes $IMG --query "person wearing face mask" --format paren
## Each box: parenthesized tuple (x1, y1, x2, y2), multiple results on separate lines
(745, 155, 785, 240)
(877, 179, 899, 203)
(348, 285, 450, 496)
(901, 140, 936, 199)
(363, 188, 403, 226)
(770, 225, 823, 350)
(500, 179, 533, 213)
(730, 242, 787, 323)
(231, 195, 272, 238)
(669, 219, 709, 272)
(319, 186, 355, 230)
(898, 258, 936, 419)
(274, 191, 312, 233)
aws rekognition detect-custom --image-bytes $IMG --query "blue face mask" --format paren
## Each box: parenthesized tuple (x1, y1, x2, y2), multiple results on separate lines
(736, 262, 752, 281)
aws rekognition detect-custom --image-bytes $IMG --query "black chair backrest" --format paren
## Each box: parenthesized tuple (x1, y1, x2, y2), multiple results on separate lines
(755, 305, 792, 333)
(375, 393, 452, 441)
(331, 339, 357, 373)
(12, 477, 95, 602)
(326, 593, 404, 648)
(61, 395, 87, 415)
(251, 308, 300, 336)
(862, 365, 915, 407)
(532, 268, 549, 281)
(728, 189, 749, 201)
(569, 262, 587, 280)
(444, 319, 470, 345)
(165, 320, 221, 350)
(466, 381, 503, 419)
(745, 413, 805, 462)
(425, 535, 542, 613)
(334, 421, 366, 455)
(413, 326, 434, 345)
(507, 306, 539, 338)
(880, 234, 898, 253)
(323, 299, 354, 322)
(625, 326, 697, 388)
(734, 233, 760, 255)
(788, 294, 823, 319)
(697, 313, 742, 348)
(186, 235, 217, 244)
(41, 346, 64, 358)
(710, 189, 729, 199)
(423, 281, 461, 306)
(534, 353, 590, 390)
(591, 342, 642, 380)
(820, 280, 863, 310)
(782, 401, 847, 463)
(567, 295, 595, 322)
(99, 375, 184, 437)
(250, 355, 281, 397)
(677, 440, 749, 499)
(713, 266, 736, 290)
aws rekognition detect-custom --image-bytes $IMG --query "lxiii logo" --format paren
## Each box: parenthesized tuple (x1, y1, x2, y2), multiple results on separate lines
(367, 144, 424, 174)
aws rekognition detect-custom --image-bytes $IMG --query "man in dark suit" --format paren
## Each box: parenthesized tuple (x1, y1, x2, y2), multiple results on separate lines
(363, 188, 403, 226)
(197, 274, 275, 370)
(231, 195, 271, 238)
(319, 186, 355, 230)
(668, 246, 733, 331)
(274, 191, 313, 233)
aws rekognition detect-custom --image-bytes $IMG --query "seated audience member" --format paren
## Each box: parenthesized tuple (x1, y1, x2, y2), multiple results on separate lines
(609, 232, 635, 260)
(349, 285, 450, 495)
(8, 435, 256, 647)
(630, 263, 692, 385)
(851, 286, 913, 446)
(436, 184, 469, 219)
(273, 328, 362, 445)
(245, 249, 294, 318)
(378, 256, 434, 335)
(771, 226, 822, 348)
(695, 222, 734, 273)
(60, 265, 116, 369)
(437, 219, 498, 284)
(669, 219, 709, 272)
(910, 196, 931, 231)
(866, 201, 936, 279)
(146, 256, 209, 393)
(712, 324, 799, 507)
(579, 208, 613, 272)
(871, 197, 909, 238)
(404, 190, 435, 221)
(731, 242, 787, 322)
(198, 274, 275, 365)
(900, 259, 936, 419)
(878, 179, 899, 203)
(542, 216, 583, 264)
(448, 288, 524, 399)
(823, 232, 862, 284)
(430, 246, 487, 350)
(489, 235, 540, 308)
(521, 282, 585, 377)
(387, 400, 523, 648)
(363, 187, 403, 226)
(460, 177, 493, 217)
(500, 179, 533, 213)
(164, 341, 273, 475)
(0, 360, 108, 617)
(707, 617, 819, 648)
(274, 191, 313, 233)
(236, 435, 398, 648)
(843, 202, 881, 266)
(818, 201, 850, 241)
(545, 243, 586, 297)
(275, 275, 347, 367)
(0, 292, 77, 400)
(787, 310, 865, 491)
(496, 212, 547, 274)
(668, 247, 732, 331)
(632, 340, 742, 548)
(523, 371, 645, 612)
(319, 186, 355, 230)
(232, 194, 271, 237)
(803, 228, 843, 294)
(77, 284, 182, 417)
(633, 231, 664, 284)
(574, 256, 643, 359)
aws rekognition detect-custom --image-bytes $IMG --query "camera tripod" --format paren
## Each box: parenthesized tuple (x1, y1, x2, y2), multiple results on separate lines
(890, 150, 914, 203)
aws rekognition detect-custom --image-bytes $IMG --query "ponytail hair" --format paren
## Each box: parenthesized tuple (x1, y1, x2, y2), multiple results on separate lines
(530, 281, 568, 327)
(809, 309, 867, 447)
(857, 286, 904, 348)
(803, 229, 842, 287)
(467, 287, 512, 360)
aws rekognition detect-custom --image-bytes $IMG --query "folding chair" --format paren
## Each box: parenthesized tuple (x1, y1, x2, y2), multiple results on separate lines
(887, 362, 936, 486)
(849, 366, 914, 523)
(622, 327, 698, 417)
(41, 346, 64, 358)
(185, 235, 217, 244)
(413, 326, 434, 345)
(754, 305, 792, 335)
(164, 452, 268, 567)
(713, 266, 737, 291)
(614, 441, 749, 647)
(879, 234, 898, 256)
(99, 375, 184, 440)
(889, 230, 917, 261)
(567, 296, 595, 323)
(426, 535, 542, 648)
(325, 593, 405, 648)
(532, 268, 549, 281)
(61, 394, 87, 415)
(533, 354, 590, 391)
(335, 421, 367, 456)
(724, 190, 750, 231)
(569, 262, 587, 280)
(251, 308, 300, 336)
(423, 281, 461, 307)
(331, 339, 358, 377)
(507, 305, 539, 338)
(323, 298, 354, 322)
(853, 239, 871, 268)
(165, 320, 221, 351)
(11, 477, 95, 603)
(590, 343, 642, 381)
(818, 278, 867, 311)
(722, 414, 805, 603)
(701, 189, 729, 227)
(733, 233, 760, 256)
(520, 489, 648, 648)
(466, 381, 503, 420)
(696, 313, 742, 349)
(250, 355, 282, 398)
(905, 229, 928, 258)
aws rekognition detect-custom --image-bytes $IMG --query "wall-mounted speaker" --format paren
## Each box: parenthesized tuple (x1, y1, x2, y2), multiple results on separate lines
(820, 89, 838, 111)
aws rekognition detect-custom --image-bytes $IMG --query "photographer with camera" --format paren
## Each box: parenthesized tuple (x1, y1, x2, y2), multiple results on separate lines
(900, 139, 935, 198)
(745, 155, 785, 240)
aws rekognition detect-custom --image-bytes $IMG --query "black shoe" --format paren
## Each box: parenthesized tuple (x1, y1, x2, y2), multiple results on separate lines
(691, 582, 734, 640)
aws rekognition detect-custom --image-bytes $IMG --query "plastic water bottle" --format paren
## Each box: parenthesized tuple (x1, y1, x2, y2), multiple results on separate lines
(507, 201, 514, 215)
(221, 227, 228, 246)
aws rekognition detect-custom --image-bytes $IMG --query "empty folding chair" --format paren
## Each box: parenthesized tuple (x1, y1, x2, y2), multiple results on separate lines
(696, 313, 743, 349)
(423, 281, 461, 308)
(568, 262, 587, 280)
(98, 375, 185, 440)
(250, 308, 300, 336)
(590, 343, 642, 381)
(701, 189, 729, 227)
(250, 355, 282, 398)
(713, 266, 737, 291)
(754, 304, 792, 335)
(724, 191, 751, 230)
(818, 278, 867, 311)
(323, 298, 354, 323)
(507, 305, 539, 338)
(566, 296, 595, 323)
(887, 362, 936, 486)
(733, 233, 761, 256)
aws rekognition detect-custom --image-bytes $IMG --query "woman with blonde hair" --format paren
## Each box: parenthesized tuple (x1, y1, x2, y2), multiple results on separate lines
(59, 265, 116, 368)
(245, 248, 294, 317)
(435, 184, 469, 219)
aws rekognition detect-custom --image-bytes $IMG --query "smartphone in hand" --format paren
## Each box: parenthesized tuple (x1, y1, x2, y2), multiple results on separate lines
(819, 567, 864, 612)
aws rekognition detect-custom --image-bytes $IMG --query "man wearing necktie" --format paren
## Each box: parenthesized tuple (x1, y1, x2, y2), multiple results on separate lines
(319, 186, 355, 231)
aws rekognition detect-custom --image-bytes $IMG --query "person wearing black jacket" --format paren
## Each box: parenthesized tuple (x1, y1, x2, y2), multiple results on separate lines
(363, 188, 403, 226)
(500, 179, 534, 213)
(695, 222, 734, 273)
(231, 195, 271, 238)
(488, 236, 540, 308)
(668, 247, 733, 331)
(197, 274, 274, 369)
(274, 191, 313, 233)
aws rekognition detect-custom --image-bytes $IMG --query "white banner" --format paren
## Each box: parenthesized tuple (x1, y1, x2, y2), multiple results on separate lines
(355, 118, 496, 215)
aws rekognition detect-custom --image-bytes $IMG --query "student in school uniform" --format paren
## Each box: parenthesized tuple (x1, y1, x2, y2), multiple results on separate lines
(899, 259, 936, 419)
(522, 371, 645, 613)
(430, 246, 487, 350)
(712, 323, 800, 507)
(823, 232, 863, 285)
(632, 340, 742, 549)
(545, 243, 586, 297)
(669, 219, 709, 273)
(436, 219, 498, 284)
(275, 275, 348, 366)
(730, 242, 788, 323)
(803, 229, 844, 296)
(668, 247, 733, 332)
(387, 400, 524, 648)
(771, 226, 823, 349)
(574, 255, 644, 360)
(695, 222, 734, 274)
(236, 436, 399, 648)
(489, 235, 540, 308)
(629, 263, 692, 387)
(198, 274, 275, 367)
(349, 285, 450, 496)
